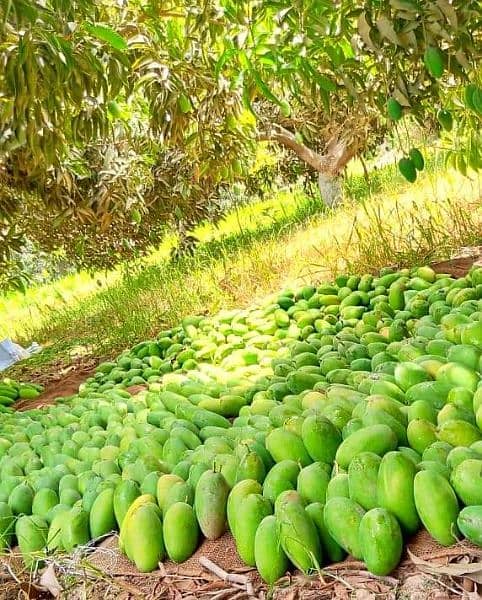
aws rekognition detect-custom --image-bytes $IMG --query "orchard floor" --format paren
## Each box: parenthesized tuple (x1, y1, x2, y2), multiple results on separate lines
(1, 530, 481, 599)
(14, 365, 95, 411)
(12, 246, 482, 410)
(2, 249, 482, 599)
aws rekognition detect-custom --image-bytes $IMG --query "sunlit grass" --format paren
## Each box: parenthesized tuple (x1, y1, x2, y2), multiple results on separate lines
(4, 155, 481, 382)
(0, 188, 309, 341)
(271, 166, 482, 287)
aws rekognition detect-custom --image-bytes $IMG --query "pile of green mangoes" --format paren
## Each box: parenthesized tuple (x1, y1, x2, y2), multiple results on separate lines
(1, 264, 482, 582)
(0, 378, 43, 409)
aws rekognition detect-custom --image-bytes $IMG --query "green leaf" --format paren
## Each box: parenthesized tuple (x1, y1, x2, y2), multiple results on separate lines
(238, 50, 251, 71)
(250, 70, 281, 105)
(325, 45, 346, 68)
(317, 73, 337, 93)
(258, 52, 277, 68)
(320, 88, 331, 112)
(85, 24, 127, 51)
(242, 83, 255, 114)
(215, 48, 238, 79)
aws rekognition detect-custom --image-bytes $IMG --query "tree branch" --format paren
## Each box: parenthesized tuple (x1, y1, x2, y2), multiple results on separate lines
(258, 125, 325, 172)
(259, 124, 358, 176)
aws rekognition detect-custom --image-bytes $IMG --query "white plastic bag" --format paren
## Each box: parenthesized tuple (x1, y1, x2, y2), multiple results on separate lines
(0, 339, 31, 371)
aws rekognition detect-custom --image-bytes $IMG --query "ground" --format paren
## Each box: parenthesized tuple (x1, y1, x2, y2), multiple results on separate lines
(2, 530, 481, 599)
(15, 246, 482, 410)
(14, 362, 96, 411)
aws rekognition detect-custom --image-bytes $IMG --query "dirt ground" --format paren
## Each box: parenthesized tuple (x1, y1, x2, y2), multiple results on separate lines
(1, 530, 481, 600)
(14, 362, 96, 411)
(431, 246, 482, 278)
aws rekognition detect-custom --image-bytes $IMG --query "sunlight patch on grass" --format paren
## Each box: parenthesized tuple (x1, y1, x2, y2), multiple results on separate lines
(3, 158, 481, 382)
(0, 188, 310, 342)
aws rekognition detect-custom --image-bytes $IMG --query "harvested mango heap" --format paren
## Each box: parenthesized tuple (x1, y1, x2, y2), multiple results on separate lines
(2, 264, 482, 582)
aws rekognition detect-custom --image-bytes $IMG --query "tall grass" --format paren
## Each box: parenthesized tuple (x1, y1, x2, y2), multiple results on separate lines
(307, 167, 481, 279)
(0, 188, 317, 342)
(341, 196, 480, 274)
(5, 157, 482, 381)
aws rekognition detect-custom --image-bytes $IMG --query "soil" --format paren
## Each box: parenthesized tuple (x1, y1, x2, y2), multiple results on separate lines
(431, 246, 482, 278)
(14, 361, 96, 411)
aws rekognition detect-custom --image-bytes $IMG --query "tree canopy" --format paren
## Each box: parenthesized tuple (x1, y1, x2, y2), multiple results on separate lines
(0, 0, 481, 282)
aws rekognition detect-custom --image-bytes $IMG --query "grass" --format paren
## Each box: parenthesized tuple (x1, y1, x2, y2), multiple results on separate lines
(0, 188, 317, 342)
(15, 191, 326, 358)
(4, 155, 482, 383)
(310, 169, 481, 277)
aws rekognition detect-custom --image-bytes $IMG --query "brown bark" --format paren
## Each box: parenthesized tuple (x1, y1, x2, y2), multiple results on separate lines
(258, 124, 358, 176)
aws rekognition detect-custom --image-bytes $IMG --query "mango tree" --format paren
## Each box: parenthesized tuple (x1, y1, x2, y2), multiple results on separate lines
(191, 0, 481, 198)
(0, 0, 480, 284)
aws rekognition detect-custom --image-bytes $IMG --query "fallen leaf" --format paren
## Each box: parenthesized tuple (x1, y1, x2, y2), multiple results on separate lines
(408, 550, 482, 584)
(39, 564, 62, 598)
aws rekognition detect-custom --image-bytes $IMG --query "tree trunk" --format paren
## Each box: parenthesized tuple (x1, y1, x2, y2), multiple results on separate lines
(259, 124, 358, 207)
(318, 173, 342, 208)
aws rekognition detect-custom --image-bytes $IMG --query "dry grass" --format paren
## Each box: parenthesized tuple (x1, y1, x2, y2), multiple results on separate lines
(265, 166, 482, 289)
(7, 162, 482, 384)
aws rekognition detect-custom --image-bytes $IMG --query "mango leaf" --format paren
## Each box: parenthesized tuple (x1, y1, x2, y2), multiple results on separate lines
(376, 16, 404, 46)
(317, 74, 337, 93)
(435, 0, 458, 28)
(389, 0, 419, 11)
(320, 88, 330, 112)
(325, 45, 345, 68)
(455, 49, 470, 70)
(85, 24, 127, 51)
(215, 48, 238, 79)
(393, 87, 411, 107)
(408, 550, 482, 584)
(250, 70, 281, 105)
(357, 12, 376, 50)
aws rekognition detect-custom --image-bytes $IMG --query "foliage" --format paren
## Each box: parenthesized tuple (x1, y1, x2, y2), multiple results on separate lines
(0, 0, 481, 283)
(0, 0, 129, 195)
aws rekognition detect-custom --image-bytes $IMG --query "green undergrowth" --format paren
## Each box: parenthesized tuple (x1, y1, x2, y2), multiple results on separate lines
(0, 188, 318, 343)
(5, 155, 482, 383)
(43, 192, 326, 352)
